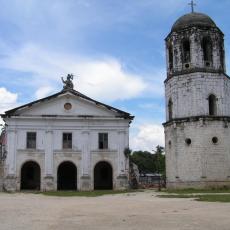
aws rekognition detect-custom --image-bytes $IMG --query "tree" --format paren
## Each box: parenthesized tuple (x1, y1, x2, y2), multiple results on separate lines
(130, 146, 165, 175)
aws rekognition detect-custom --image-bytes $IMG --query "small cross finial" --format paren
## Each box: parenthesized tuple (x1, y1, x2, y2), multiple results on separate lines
(188, 0, 196, 13)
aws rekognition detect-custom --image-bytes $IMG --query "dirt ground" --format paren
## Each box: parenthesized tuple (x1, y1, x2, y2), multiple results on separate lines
(0, 190, 230, 230)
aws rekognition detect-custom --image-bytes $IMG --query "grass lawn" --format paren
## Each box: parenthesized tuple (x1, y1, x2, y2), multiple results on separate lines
(40, 190, 140, 197)
(158, 188, 230, 202)
(197, 194, 230, 202)
(160, 188, 230, 194)
(158, 194, 230, 202)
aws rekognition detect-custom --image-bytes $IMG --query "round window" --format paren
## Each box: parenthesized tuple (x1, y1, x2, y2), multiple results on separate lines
(212, 137, 218, 144)
(185, 138, 191, 145)
(64, 103, 72, 110)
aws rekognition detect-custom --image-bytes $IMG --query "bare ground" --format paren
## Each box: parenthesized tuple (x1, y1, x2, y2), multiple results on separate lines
(0, 190, 230, 230)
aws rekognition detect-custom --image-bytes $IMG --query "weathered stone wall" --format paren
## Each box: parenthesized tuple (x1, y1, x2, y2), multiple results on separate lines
(0, 162, 3, 191)
(165, 27, 225, 76)
(165, 73, 230, 121)
(165, 119, 230, 188)
(164, 12, 230, 189)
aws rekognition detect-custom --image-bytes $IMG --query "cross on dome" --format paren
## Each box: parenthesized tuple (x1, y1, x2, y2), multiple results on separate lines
(188, 0, 196, 13)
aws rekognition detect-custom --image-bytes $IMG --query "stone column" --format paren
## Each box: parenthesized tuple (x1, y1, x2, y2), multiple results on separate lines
(44, 130, 54, 191)
(80, 131, 91, 191)
(116, 130, 128, 190)
(4, 129, 17, 191)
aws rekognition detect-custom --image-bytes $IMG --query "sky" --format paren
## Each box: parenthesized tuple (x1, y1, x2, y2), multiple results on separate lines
(0, 0, 230, 152)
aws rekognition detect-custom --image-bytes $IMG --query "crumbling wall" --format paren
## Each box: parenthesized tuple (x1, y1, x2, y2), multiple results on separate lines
(0, 162, 3, 191)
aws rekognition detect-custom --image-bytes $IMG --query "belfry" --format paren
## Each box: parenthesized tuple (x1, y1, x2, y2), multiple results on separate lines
(163, 6, 230, 188)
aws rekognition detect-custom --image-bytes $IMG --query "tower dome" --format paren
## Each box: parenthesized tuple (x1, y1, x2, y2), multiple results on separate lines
(171, 12, 217, 32)
(165, 11, 225, 78)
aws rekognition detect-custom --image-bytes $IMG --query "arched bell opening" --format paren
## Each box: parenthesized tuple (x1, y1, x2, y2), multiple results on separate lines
(182, 39, 191, 64)
(202, 37, 213, 67)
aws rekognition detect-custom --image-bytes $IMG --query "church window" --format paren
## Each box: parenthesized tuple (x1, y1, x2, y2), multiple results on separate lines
(99, 133, 108, 149)
(208, 94, 217, 116)
(212, 137, 218, 144)
(64, 103, 72, 110)
(26, 132, 36, 149)
(202, 37, 213, 65)
(185, 138, 191, 145)
(182, 39, 191, 63)
(168, 45, 173, 71)
(63, 133, 72, 149)
(168, 99, 173, 120)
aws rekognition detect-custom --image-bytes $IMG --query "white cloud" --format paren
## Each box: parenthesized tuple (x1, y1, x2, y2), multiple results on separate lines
(130, 123, 164, 152)
(35, 86, 55, 99)
(0, 43, 148, 102)
(0, 87, 18, 125)
(75, 59, 147, 101)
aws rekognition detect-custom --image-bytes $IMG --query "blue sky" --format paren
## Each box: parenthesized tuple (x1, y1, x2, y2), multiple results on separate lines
(0, 0, 230, 151)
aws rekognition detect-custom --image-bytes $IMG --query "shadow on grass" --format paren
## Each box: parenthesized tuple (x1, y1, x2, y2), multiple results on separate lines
(160, 188, 230, 194)
(40, 189, 142, 197)
(158, 194, 230, 203)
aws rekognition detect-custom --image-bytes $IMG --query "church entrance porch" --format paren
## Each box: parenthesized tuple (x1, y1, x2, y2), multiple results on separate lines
(94, 161, 113, 190)
(57, 161, 77, 190)
(21, 161, 41, 190)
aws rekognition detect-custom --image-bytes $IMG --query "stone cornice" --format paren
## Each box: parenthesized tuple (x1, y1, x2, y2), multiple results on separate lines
(163, 115, 230, 127)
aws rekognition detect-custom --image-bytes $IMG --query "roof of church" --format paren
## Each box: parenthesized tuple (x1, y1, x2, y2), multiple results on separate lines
(3, 88, 134, 120)
(171, 12, 217, 32)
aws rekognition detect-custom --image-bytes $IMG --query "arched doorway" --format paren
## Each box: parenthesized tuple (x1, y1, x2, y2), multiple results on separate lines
(57, 161, 77, 190)
(94, 161, 113, 190)
(21, 161, 41, 190)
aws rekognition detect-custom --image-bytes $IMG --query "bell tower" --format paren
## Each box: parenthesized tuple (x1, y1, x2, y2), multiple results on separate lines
(163, 8, 230, 188)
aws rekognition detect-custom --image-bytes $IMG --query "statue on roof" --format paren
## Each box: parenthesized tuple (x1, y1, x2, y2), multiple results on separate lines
(62, 74, 74, 90)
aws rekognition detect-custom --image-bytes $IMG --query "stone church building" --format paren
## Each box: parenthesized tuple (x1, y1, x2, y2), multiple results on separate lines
(164, 10, 230, 188)
(0, 75, 133, 191)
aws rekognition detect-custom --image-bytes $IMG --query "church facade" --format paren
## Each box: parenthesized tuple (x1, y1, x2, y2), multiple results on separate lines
(0, 76, 133, 191)
(164, 11, 230, 188)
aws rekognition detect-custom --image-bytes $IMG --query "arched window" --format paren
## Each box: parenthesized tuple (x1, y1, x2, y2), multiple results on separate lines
(208, 94, 217, 116)
(202, 37, 213, 65)
(168, 99, 173, 120)
(168, 45, 173, 71)
(182, 39, 191, 63)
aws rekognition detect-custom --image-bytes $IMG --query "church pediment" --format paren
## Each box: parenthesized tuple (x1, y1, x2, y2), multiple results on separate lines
(3, 89, 133, 120)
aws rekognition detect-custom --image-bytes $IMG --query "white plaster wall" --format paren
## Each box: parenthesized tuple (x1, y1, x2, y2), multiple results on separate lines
(4, 116, 130, 190)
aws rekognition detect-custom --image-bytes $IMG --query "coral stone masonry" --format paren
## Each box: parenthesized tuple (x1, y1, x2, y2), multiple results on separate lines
(164, 11, 230, 188)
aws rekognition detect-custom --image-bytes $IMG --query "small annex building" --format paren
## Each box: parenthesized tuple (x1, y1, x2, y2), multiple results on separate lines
(0, 75, 133, 191)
